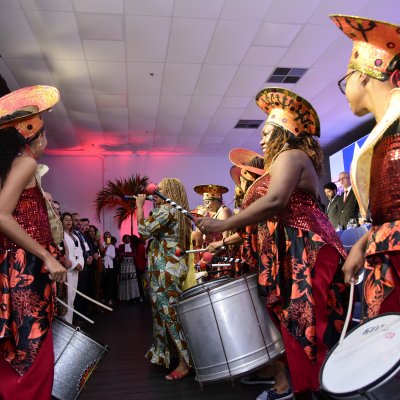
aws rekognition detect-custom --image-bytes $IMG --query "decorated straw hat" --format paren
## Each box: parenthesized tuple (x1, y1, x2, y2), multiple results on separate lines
(255, 87, 320, 137)
(194, 184, 229, 201)
(330, 15, 400, 81)
(0, 85, 60, 141)
(229, 148, 265, 176)
(230, 166, 242, 188)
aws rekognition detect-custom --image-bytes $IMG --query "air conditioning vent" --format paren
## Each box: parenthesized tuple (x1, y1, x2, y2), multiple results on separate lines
(266, 67, 308, 84)
(234, 119, 263, 129)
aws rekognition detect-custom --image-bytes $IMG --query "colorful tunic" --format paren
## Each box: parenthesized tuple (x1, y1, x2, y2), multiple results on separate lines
(0, 186, 55, 376)
(138, 205, 190, 368)
(241, 174, 348, 363)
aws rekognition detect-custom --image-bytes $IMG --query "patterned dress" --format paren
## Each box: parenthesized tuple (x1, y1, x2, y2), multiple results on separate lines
(0, 186, 56, 376)
(138, 205, 190, 368)
(240, 173, 348, 392)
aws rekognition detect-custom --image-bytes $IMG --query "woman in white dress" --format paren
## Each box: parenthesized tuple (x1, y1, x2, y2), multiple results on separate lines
(61, 212, 84, 324)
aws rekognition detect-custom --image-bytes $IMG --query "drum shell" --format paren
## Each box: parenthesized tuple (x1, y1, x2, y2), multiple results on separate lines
(175, 274, 284, 383)
(52, 318, 109, 400)
(320, 313, 400, 399)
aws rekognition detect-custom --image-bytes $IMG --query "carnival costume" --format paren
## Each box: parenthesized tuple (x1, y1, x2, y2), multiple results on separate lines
(241, 87, 348, 392)
(331, 15, 400, 318)
(0, 85, 60, 399)
(194, 184, 232, 277)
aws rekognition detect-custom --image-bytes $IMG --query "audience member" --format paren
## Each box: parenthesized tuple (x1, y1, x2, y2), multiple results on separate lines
(324, 181, 343, 228)
(62, 212, 84, 324)
(338, 171, 360, 229)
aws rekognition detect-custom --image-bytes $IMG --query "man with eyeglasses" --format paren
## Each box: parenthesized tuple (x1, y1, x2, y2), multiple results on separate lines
(331, 14, 400, 318)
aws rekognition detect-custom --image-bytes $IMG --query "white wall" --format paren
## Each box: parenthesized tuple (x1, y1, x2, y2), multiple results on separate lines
(40, 154, 235, 241)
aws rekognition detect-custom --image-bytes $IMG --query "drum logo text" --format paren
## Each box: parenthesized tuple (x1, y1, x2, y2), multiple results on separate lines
(362, 324, 385, 335)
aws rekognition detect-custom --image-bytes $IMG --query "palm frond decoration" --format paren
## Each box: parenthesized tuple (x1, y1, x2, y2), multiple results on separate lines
(95, 174, 149, 234)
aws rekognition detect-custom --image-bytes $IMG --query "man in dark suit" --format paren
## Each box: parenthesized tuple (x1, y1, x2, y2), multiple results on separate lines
(338, 171, 359, 229)
(324, 182, 342, 228)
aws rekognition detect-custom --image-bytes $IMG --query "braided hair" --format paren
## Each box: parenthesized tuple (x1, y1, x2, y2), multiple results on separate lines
(158, 178, 191, 254)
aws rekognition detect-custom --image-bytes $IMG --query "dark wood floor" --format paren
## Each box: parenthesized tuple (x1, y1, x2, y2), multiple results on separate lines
(77, 302, 268, 400)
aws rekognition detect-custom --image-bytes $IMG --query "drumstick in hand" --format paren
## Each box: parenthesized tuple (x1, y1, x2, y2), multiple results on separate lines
(64, 282, 113, 312)
(175, 248, 206, 256)
(56, 297, 95, 324)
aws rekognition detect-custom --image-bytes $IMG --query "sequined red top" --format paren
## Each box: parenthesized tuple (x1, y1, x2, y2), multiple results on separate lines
(0, 186, 52, 252)
(243, 174, 347, 259)
(370, 130, 400, 225)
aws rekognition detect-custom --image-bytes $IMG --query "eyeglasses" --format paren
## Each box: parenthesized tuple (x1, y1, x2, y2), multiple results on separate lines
(337, 70, 357, 95)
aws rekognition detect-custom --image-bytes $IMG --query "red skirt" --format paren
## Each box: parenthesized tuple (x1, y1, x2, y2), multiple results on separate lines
(0, 328, 54, 400)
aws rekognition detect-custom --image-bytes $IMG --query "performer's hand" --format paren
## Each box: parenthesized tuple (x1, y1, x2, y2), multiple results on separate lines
(44, 255, 67, 282)
(136, 194, 146, 207)
(196, 217, 226, 234)
(206, 241, 222, 253)
(342, 246, 364, 285)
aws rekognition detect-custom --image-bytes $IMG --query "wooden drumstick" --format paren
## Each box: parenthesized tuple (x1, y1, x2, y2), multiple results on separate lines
(339, 281, 355, 344)
(175, 247, 207, 256)
(56, 297, 95, 324)
(64, 281, 113, 312)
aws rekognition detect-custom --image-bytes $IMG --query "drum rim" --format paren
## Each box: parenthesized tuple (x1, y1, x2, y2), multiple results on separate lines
(320, 312, 400, 397)
(53, 317, 110, 350)
(178, 273, 258, 302)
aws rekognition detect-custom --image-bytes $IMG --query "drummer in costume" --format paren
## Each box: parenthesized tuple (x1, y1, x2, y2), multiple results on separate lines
(0, 86, 67, 400)
(331, 15, 400, 317)
(207, 150, 265, 277)
(194, 184, 233, 276)
(196, 88, 348, 400)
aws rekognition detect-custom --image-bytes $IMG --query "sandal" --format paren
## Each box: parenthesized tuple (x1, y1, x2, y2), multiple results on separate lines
(165, 369, 191, 381)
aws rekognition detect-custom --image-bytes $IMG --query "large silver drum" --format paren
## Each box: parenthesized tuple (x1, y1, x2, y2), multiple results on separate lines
(175, 273, 284, 383)
(52, 318, 109, 400)
(320, 313, 400, 399)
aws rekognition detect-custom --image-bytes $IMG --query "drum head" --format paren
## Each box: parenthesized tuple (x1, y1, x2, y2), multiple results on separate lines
(179, 276, 231, 300)
(321, 313, 400, 396)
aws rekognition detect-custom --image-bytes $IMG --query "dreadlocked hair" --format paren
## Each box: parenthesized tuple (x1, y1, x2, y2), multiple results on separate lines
(264, 125, 323, 177)
(159, 178, 191, 253)
(0, 126, 26, 186)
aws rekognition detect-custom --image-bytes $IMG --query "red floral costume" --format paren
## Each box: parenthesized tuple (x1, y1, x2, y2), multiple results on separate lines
(0, 186, 56, 376)
(241, 173, 348, 392)
(362, 118, 400, 318)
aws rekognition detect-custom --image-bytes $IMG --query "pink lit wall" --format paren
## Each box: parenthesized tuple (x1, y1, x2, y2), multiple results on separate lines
(40, 154, 235, 242)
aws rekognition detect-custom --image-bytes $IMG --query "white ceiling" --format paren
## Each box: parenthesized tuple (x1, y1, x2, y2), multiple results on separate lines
(0, 0, 399, 156)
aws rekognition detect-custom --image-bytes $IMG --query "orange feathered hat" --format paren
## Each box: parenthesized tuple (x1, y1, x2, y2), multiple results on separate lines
(0, 85, 60, 141)
(330, 15, 400, 81)
(255, 87, 320, 137)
